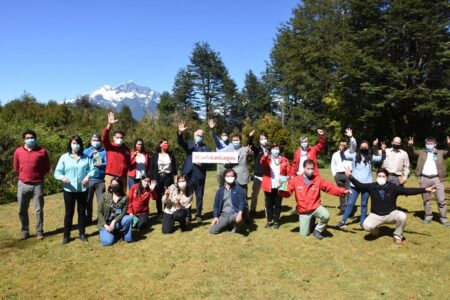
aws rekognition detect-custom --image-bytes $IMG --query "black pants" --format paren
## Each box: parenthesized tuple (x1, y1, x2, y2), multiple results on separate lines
(162, 210, 187, 234)
(334, 173, 349, 212)
(265, 188, 282, 223)
(86, 179, 105, 221)
(156, 174, 174, 214)
(188, 169, 206, 218)
(63, 191, 87, 238)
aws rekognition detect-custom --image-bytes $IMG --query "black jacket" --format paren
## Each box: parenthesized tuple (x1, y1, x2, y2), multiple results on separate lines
(248, 135, 267, 177)
(149, 151, 177, 182)
(349, 176, 426, 216)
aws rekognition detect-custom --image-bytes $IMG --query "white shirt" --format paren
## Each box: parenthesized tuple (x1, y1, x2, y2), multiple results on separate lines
(331, 151, 352, 176)
(422, 152, 438, 176)
(135, 154, 146, 179)
(270, 159, 281, 189)
(296, 150, 308, 175)
(158, 153, 172, 174)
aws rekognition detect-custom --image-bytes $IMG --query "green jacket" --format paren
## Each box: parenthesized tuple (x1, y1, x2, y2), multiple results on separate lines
(97, 192, 129, 230)
(407, 144, 450, 181)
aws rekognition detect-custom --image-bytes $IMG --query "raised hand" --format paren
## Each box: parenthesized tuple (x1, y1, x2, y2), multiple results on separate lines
(178, 122, 188, 133)
(249, 130, 255, 137)
(317, 129, 324, 136)
(408, 137, 414, 145)
(208, 119, 216, 129)
(150, 180, 157, 191)
(108, 111, 118, 125)
(373, 138, 379, 146)
(345, 128, 352, 137)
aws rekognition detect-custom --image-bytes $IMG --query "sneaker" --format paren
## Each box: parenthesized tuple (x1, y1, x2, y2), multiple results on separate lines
(422, 219, 432, 224)
(36, 232, 44, 240)
(230, 227, 238, 234)
(79, 234, 88, 242)
(394, 238, 403, 245)
(442, 222, 450, 228)
(337, 210, 345, 216)
(195, 215, 202, 223)
(18, 232, 30, 240)
(273, 223, 280, 229)
(265, 222, 273, 228)
(336, 221, 347, 230)
(312, 230, 324, 240)
(62, 237, 70, 244)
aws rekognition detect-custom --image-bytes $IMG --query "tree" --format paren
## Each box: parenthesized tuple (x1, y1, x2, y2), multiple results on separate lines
(242, 70, 272, 122)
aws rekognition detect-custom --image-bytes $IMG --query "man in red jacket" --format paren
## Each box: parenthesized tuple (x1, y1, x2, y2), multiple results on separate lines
(102, 112, 130, 192)
(13, 129, 50, 240)
(290, 129, 325, 177)
(287, 159, 350, 239)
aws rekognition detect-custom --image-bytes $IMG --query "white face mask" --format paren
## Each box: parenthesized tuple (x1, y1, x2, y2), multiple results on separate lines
(141, 181, 149, 188)
(178, 182, 187, 190)
(260, 139, 268, 146)
(225, 176, 236, 184)
(222, 136, 228, 142)
(376, 178, 386, 186)
(304, 169, 314, 177)
(115, 138, 124, 145)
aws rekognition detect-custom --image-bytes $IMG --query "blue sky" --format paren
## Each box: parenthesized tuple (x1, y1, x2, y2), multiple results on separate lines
(0, 0, 298, 103)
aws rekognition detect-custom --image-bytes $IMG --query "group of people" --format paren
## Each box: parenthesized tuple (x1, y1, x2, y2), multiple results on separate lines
(13, 112, 450, 246)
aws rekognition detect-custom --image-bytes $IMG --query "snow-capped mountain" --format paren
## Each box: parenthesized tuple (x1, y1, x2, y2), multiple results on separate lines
(68, 81, 160, 120)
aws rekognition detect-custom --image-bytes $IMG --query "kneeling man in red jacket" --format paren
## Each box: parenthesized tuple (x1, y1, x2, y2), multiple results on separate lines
(287, 159, 351, 239)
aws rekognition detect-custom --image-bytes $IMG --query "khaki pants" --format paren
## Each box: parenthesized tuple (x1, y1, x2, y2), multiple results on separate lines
(104, 175, 128, 193)
(363, 210, 406, 240)
(298, 205, 330, 236)
(420, 176, 447, 224)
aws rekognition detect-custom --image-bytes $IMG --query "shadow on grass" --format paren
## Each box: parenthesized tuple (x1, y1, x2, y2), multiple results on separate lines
(362, 226, 432, 242)
(412, 211, 443, 222)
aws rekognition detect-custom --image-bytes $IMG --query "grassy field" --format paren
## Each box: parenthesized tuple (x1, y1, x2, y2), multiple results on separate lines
(1, 168, 449, 299)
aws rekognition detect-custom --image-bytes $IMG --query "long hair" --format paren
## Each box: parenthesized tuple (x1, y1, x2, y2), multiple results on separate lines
(176, 175, 192, 196)
(134, 138, 145, 152)
(155, 138, 168, 153)
(108, 177, 125, 197)
(67, 135, 84, 156)
(355, 140, 372, 166)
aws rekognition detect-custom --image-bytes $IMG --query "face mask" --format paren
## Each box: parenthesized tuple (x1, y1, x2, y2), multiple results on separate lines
(71, 144, 80, 153)
(392, 144, 401, 150)
(360, 148, 369, 155)
(161, 144, 169, 151)
(225, 176, 236, 184)
(232, 141, 241, 149)
(222, 136, 228, 142)
(260, 139, 268, 146)
(110, 184, 120, 193)
(271, 149, 280, 157)
(115, 138, 124, 145)
(194, 136, 203, 144)
(426, 145, 435, 152)
(91, 141, 101, 149)
(301, 142, 308, 150)
(376, 178, 386, 186)
(304, 169, 314, 177)
(141, 181, 149, 188)
(178, 182, 187, 190)
(25, 138, 36, 148)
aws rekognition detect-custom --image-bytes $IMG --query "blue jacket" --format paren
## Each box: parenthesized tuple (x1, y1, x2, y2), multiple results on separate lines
(213, 184, 246, 217)
(177, 132, 210, 176)
(83, 146, 107, 180)
(54, 153, 95, 192)
(211, 131, 229, 152)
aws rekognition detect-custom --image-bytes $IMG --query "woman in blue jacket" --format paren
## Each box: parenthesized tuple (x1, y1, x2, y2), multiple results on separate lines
(54, 135, 94, 244)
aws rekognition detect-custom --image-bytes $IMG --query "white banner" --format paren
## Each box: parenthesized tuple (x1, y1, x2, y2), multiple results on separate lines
(192, 152, 239, 164)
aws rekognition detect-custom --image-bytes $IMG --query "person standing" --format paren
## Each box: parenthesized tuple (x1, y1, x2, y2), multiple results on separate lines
(248, 131, 269, 217)
(83, 133, 106, 224)
(13, 129, 50, 240)
(177, 121, 210, 222)
(381, 137, 410, 185)
(150, 139, 177, 219)
(210, 125, 229, 187)
(210, 169, 246, 234)
(102, 112, 130, 192)
(127, 138, 150, 189)
(54, 135, 94, 244)
(290, 129, 325, 177)
(330, 129, 353, 215)
(344, 168, 436, 245)
(287, 159, 350, 240)
(407, 136, 450, 227)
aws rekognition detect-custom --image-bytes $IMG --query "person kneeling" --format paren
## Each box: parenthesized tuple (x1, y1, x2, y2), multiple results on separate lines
(345, 168, 435, 245)
(210, 169, 246, 234)
(287, 160, 350, 240)
(128, 176, 157, 231)
(97, 177, 133, 246)
(162, 175, 193, 234)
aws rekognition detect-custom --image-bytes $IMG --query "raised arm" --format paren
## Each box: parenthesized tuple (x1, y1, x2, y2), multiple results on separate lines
(314, 129, 326, 153)
(177, 122, 189, 152)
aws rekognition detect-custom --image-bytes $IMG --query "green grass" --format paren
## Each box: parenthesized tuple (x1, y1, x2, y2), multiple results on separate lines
(1, 168, 449, 299)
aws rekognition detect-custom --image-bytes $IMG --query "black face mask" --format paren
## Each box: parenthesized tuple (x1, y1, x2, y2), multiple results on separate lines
(392, 144, 401, 150)
(360, 148, 369, 155)
(110, 185, 120, 193)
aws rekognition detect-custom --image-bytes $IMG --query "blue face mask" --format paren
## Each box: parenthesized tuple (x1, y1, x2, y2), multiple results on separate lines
(301, 142, 308, 150)
(194, 136, 203, 144)
(71, 144, 80, 153)
(91, 141, 101, 149)
(25, 138, 36, 148)
(232, 141, 241, 149)
(426, 144, 435, 152)
(271, 149, 280, 157)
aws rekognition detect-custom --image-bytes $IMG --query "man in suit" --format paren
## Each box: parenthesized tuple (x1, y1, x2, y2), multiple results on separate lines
(177, 122, 211, 222)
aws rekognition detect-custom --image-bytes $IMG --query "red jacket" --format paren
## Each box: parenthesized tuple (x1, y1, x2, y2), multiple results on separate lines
(260, 155, 291, 193)
(127, 183, 156, 215)
(102, 127, 130, 177)
(287, 174, 346, 214)
(127, 151, 150, 178)
(13, 146, 50, 183)
(289, 135, 326, 177)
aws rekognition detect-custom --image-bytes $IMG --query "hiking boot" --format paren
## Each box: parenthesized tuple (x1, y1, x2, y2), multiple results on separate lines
(312, 230, 324, 240)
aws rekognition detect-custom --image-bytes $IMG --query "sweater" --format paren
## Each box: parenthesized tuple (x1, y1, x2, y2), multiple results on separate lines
(102, 127, 130, 177)
(127, 183, 156, 215)
(13, 146, 50, 183)
(97, 192, 129, 230)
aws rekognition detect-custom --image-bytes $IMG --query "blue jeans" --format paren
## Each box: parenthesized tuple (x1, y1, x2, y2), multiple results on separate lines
(340, 186, 369, 225)
(99, 215, 133, 246)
